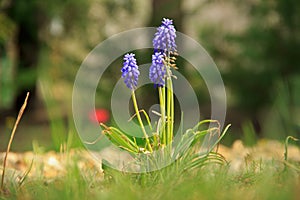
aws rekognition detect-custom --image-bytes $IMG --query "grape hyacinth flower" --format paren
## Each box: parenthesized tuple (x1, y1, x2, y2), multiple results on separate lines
(153, 18, 177, 53)
(121, 53, 140, 90)
(152, 18, 178, 146)
(120, 53, 153, 152)
(149, 52, 166, 87)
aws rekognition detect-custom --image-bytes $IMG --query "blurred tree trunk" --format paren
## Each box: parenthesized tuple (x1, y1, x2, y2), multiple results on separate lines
(6, 0, 44, 113)
(149, 0, 183, 31)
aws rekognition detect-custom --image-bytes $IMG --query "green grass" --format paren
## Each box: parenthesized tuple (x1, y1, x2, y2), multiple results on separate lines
(0, 146, 299, 200)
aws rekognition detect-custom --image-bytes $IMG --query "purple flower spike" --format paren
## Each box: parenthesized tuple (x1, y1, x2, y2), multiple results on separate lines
(121, 53, 140, 90)
(153, 18, 177, 53)
(149, 52, 166, 87)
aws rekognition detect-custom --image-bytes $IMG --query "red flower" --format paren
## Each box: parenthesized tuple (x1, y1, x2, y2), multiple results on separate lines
(89, 109, 110, 124)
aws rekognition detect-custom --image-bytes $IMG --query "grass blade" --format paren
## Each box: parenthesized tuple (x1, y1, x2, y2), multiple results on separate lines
(1, 92, 29, 191)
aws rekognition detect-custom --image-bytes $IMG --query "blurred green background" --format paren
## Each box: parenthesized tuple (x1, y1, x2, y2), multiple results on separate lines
(0, 0, 299, 151)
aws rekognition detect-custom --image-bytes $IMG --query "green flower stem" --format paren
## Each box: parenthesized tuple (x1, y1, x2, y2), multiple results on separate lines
(166, 73, 174, 144)
(165, 51, 175, 145)
(170, 79, 174, 140)
(131, 90, 153, 152)
(158, 87, 166, 145)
